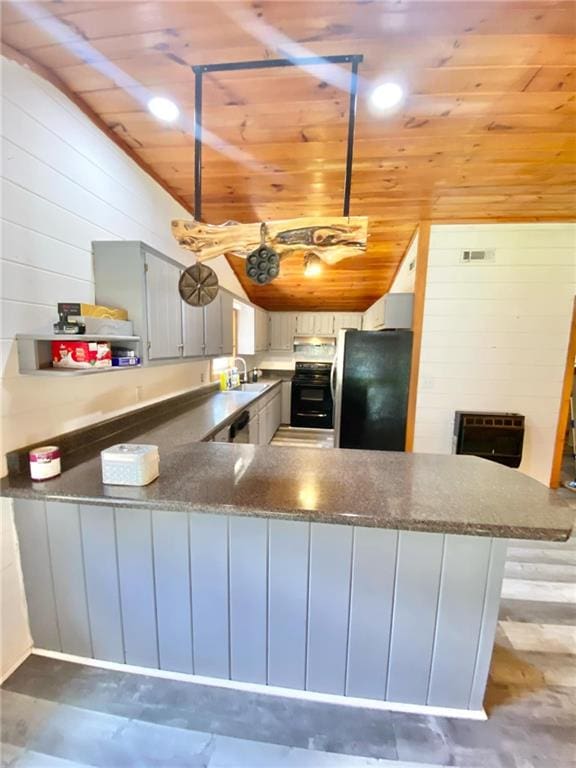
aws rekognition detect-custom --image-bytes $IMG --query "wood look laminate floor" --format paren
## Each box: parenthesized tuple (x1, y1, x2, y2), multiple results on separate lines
(2, 437, 575, 768)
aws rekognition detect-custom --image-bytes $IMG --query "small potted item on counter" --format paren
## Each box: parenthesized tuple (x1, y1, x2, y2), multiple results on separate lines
(29, 445, 61, 481)
(101, 444, 159, 486)
(52, 340, 112, 369)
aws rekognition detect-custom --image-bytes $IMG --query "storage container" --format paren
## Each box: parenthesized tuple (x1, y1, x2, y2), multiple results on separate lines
(29, 445, 61, 481)
(82, 317, 134, 336)
(52, 340, 111, 369)
(101, 444, 159, 486)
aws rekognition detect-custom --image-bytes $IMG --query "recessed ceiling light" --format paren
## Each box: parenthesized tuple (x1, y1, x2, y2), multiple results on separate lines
(147, 96, 180, 123)
(370, 82, 404, 111)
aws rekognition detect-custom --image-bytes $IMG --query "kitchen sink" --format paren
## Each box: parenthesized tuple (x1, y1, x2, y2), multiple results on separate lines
(224, 382, 269, 393)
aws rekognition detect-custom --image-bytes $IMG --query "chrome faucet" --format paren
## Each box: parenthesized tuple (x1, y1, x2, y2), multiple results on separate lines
(233, 357, 248, 384)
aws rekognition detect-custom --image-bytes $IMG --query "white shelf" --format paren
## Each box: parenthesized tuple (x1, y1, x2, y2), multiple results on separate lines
(16, 334, 143, 376)
(16, 334, 140, 342)
(27, 365, 142, 376)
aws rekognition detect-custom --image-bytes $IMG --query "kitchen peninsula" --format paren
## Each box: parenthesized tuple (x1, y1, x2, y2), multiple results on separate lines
(2, 381, 573, 721)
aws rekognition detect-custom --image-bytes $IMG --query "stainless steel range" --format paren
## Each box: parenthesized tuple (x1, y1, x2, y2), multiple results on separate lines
(290, 361, 333, 429)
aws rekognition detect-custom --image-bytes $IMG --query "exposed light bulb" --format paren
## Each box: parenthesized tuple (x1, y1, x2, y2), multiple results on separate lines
(304, 253, 323, 277)
(147, 96, 180, 122)
(370, 82, 404, 111)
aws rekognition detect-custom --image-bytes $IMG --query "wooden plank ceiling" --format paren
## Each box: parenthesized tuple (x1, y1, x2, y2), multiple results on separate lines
(2, 1, 575, 311)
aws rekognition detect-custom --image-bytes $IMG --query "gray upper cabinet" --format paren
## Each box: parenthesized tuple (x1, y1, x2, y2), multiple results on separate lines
(204, 294, 223, 357)
(383, 293, 413, 329)
(220, 291, 234, 356)
(295, 313, 316, 335)
(333, 313, 362, 333)
(93, 241, 234, 364)
(269, 313, 295, 350)
(363, 293, 413, 331)
(182, 303, 205, 358)
(144, 253, 183, 360)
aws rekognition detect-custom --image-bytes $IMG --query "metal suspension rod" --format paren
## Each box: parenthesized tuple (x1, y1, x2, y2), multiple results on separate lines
(343, 58, 359, 218)
(191, 55, 363, 223)
(193, 66, 203, 221)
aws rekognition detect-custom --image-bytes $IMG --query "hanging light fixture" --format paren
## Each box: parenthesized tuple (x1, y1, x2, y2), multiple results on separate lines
(304, 252, 323, 277)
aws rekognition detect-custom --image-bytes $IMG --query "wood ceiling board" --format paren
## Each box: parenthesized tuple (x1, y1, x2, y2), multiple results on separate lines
(4, 2, 575, 44)
(20, 34, 576, 73)
(3, 1, 575, 310)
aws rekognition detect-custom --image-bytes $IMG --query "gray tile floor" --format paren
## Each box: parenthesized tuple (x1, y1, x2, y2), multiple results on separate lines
(2, 437, 575, 767)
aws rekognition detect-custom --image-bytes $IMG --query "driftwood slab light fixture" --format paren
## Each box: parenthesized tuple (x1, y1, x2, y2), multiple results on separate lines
(171, 216, 368, 266)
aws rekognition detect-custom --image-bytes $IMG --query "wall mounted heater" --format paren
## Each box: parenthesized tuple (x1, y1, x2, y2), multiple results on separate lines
(453, 411, 525, 468)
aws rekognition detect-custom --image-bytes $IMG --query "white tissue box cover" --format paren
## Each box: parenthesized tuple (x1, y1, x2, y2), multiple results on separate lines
(101, 443, 159, 486)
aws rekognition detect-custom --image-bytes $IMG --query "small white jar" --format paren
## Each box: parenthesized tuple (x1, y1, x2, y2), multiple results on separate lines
(29, 446, 61, 481)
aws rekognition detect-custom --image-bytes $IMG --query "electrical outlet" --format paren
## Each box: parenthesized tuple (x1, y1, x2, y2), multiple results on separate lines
(200, 372, 205, 384)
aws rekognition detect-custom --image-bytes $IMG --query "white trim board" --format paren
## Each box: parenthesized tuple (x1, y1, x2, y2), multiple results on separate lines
(1, 647, 32, 685)
(32, 648, 487, 721)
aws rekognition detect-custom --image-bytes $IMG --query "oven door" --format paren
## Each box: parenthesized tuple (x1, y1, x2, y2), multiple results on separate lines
(291, 381, 333, 428)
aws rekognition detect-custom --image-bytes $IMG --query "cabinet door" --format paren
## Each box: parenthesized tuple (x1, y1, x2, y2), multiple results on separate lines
(249, 414, 260, 444)
(296, 313, 315, 335)
(374, 297, 386, 328)
(281, 382, 291, 424)
(182, 302, 205, 357)
(221, 291, 234, 355)
(261, 311, 270, 350)
(314, 314, 335, 336)
(213, 425, 230, 442)
(145, 254, 183, 360)
(258, 405, 270, 445)
(204, 295, 223, 356)
(281, 314, 296, 349)
(269, 314, 282, 349)
(270, 313, 294, 350)
(383, 293, 414, 329)
(272, 393, 282, 436)
(334, 313, 362, 333)
(255, 309, 269, 351)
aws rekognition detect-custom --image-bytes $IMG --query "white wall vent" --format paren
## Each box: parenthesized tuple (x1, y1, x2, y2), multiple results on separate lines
(460, 249, 495, 264)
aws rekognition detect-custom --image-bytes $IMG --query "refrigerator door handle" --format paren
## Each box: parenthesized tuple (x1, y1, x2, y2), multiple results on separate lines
(332, 329, 347, 448)
(330, 355, 337, 400)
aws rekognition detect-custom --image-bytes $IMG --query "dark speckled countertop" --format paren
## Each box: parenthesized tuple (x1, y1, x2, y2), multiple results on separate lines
(1, 400, 573, 541)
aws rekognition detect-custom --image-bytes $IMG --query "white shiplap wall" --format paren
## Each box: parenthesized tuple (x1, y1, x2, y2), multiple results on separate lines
(0, 56, 246, 678)
(0, 56, 247, 465)
(414, 223, 576, 485)
(389, 230, 418, 293)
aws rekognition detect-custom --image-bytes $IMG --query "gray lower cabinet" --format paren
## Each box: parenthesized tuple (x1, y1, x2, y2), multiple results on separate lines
(281, 382, 291, 424)
(258, 391, 281, 444)
(93, 240, 233, 362)
(13, 498, 507, 713)
(249, 414, 260, 444)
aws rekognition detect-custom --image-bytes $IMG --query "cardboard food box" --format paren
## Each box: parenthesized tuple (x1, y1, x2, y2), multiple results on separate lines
(57, 302, 128, 320)
(52, 340, 112, 369)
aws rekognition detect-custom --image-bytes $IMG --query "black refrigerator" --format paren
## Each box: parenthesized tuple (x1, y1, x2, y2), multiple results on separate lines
(331, 329, 413, 450)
